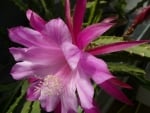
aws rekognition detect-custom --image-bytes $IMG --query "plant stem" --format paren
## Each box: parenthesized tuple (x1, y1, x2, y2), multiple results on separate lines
(87, 0, 99, 25)
(11, 0, 27, 11)
(40, 0, 52, 18)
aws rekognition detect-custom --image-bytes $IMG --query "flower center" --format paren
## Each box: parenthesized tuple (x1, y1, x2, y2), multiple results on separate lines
(42, 75, 64, 96)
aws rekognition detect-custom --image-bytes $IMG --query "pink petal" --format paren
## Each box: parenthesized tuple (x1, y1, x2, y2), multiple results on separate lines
(61, 42, 81, 70)
(27, 79, 41, 101)
(61, 81, 78, 113)
(73, 0, 87, 38)
(76, 69, 94, 109)
(84, 107, 99, 113)
(88, 40, 148, 55)
(26, 9, 46, 31)
(81, 54, 131, 104)
(110, 78, 132, 89)
(92, 72, 114, 85)
(77, 22, 114, 49)
(10, 47, 67, 79)
(61, 95, 77, 113)
(9, 47, 27, 61)
(65, 0, 76, 45)
(11, 61, 59, 79)
(8, 27, 51, 48)
(43, 18, 72, 45)
(80, 53, 113, 83)
(55, 65, 71, 78)
(39, 95, 59, 112)
(11, 61, 35, 79)
(80, 53, 110, 75)
(9, 47, 63, 64)
(27, 77, 39, 83)
(101, 16, 117, 23)
(54, 102, 61, 113)
(100, 79, 132, 105)
(11, 61, 60, 80)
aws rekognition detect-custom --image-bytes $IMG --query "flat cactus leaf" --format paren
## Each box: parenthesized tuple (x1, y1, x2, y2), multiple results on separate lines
(31, 102, 41, 113)
(108, 62, 150, 90)
(6, 81, 28, 113)
(21, 101, 32, 113)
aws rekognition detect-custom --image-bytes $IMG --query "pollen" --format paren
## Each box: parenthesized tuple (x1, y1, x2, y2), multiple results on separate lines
(42, 75, 64, 96)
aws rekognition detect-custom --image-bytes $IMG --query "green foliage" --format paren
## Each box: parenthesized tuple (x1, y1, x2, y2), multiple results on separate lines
(108, 62, 146, 76)
(31, 102, 41, 113)
(92, 36, 124, 46)
(21, 101, 32, 113)
(10, 0, 28, 11)
(10, 0, 64, 20)
(126, 44, 150, 58)
(6, 81, 28, 113)
(77, 106, 83, 113)
(114, 0, 127, 18)
(1, 81, 22, 113)
(108, 62, 150, 90)
(86, 0, 101, 24)
(0, 80, 41, 113)
(19, 101, 41, 113)
(0, 82, 18, 92)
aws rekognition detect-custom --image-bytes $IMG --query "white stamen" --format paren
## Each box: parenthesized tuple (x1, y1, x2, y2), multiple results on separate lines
(42, 75, 64, 96)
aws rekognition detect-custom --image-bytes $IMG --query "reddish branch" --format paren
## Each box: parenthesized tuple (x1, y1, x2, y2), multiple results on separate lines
(123, 5, 150, 38)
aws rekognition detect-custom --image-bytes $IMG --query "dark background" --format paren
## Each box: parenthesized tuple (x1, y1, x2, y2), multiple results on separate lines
(0, 0, 27, 83)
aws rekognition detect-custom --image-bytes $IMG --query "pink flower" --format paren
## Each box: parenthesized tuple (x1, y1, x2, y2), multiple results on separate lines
(9, 0, 148, 113)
